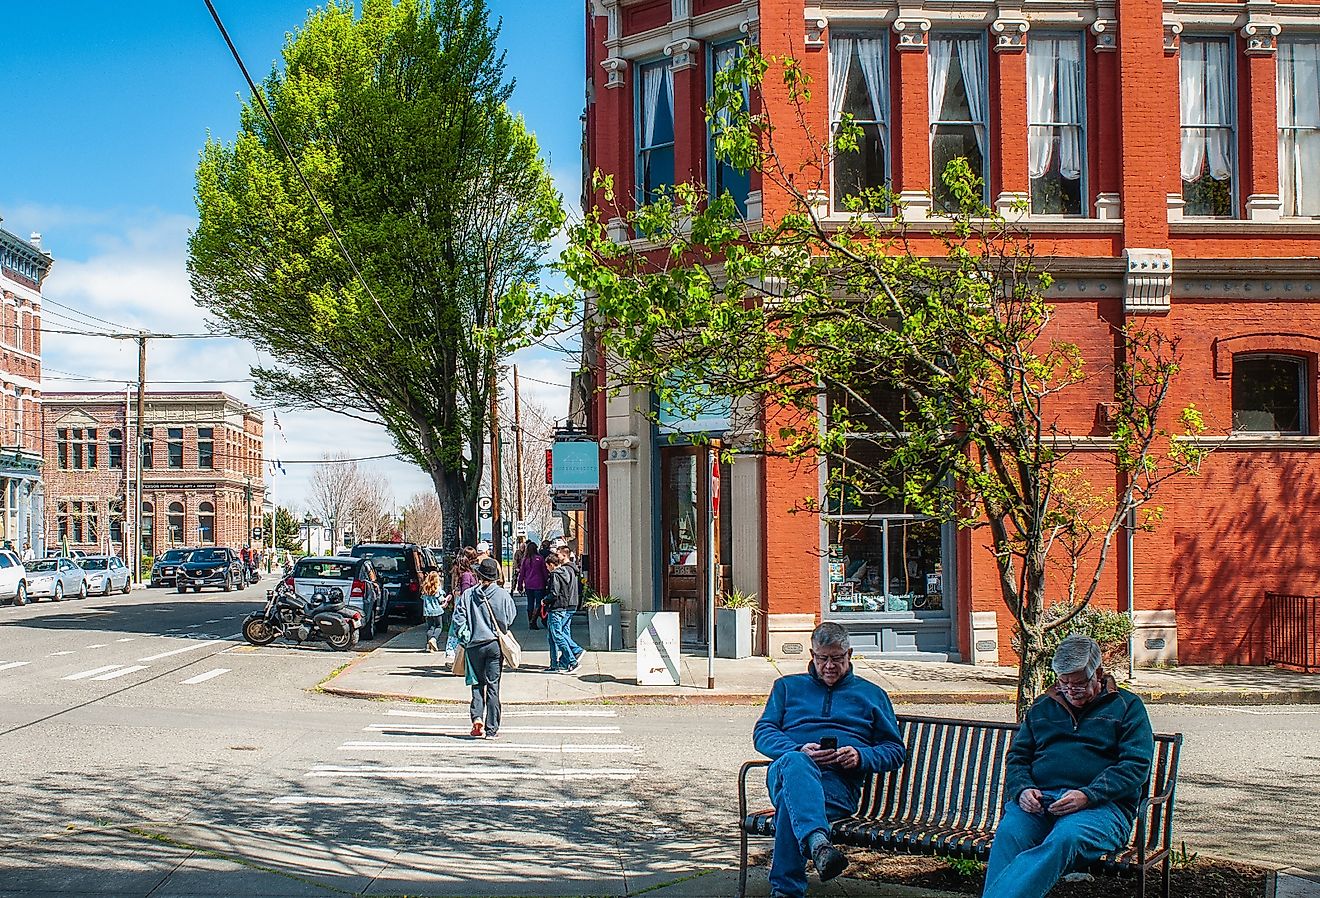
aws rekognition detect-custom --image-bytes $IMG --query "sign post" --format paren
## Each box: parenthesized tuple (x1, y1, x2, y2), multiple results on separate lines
(707, 449, 718, 689)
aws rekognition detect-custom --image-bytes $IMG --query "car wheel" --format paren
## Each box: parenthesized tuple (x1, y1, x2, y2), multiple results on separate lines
(13, 583, 26, 607)
(376, 605, 389, 635)
(223, 576, 232, 592)
(53, 582, 63, 602)
(362, 609, 376, 641)
(101, 578, 110, 597)
(177, 584, 188, 594)
(121, 577, 132, 595)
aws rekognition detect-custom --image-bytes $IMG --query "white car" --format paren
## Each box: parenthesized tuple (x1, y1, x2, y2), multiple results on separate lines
(0, 550, 27, 605)
(78, 555, 132, 596)
(23, 557, 87, 602)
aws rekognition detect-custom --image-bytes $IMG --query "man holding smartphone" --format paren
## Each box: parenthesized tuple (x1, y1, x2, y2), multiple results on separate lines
(753, 623, 905, 898)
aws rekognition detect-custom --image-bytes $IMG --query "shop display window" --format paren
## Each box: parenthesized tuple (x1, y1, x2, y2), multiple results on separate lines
(828, 517, 943, 614)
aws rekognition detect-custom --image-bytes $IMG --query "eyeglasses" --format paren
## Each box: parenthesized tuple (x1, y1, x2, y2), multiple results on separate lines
(1056, 674, 1095, 692)
(812, 652, 851, 667)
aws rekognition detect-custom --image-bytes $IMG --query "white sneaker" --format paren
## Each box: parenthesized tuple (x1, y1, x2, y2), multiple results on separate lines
(426, 637, 438, 653)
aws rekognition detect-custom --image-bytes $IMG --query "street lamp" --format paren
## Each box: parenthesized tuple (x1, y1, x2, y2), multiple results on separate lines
(303, 513, 314, 555)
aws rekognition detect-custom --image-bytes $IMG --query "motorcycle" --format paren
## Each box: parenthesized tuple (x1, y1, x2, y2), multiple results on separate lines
(242, 582, 361, 651)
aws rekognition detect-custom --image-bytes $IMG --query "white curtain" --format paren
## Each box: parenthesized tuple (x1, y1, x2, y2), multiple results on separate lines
(928, 37, 953, 125)
(830, 37, 852, 122)
(642, 62, 665, 151)
(1180, 39, 1233, 182)
(1028, 37, 1083, 180)
(956, 38, 988, 156)
(856, 37, 889, 128)
(1279, 39, 1320, 216)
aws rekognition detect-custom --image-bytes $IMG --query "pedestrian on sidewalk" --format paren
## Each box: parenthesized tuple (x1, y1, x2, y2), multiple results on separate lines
(444, 548, 478, 665)
(752, 622, 906, 898)
(981, 635, 1153, 898)
(517, 540, 548, 631)
(421, 571, 444, 653)
(544, 552, 583, 673)
(451, 557, 516, 739)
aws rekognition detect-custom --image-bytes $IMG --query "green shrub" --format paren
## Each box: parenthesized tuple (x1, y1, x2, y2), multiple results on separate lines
(1015, 603, 1135, 683)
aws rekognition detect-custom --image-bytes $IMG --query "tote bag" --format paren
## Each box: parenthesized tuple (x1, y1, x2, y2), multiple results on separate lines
(477, 593, 522, 669)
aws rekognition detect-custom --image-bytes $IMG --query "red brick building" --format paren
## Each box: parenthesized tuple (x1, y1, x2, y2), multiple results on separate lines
(42, 392, 264, 562)
(582, 0, 1320, 665)
(0, 222, 48, 552)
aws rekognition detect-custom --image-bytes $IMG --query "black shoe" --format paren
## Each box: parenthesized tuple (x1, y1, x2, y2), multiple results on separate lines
(812, 844, 848, 882)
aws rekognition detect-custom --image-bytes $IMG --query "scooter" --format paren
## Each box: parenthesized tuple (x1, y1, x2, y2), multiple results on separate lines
(242, 582, 361, 651)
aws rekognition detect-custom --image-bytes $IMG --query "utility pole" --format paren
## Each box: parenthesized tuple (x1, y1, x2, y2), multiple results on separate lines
(245, 476, 253, 549)
(486, 288, 503, 567)
(513, 365, 525, 524)
(133, 333, 147, 584)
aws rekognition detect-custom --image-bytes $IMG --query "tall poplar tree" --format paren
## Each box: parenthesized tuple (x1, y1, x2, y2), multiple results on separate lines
(190, 0, 566, 552)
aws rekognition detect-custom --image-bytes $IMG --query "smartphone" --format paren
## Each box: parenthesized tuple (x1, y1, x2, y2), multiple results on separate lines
(819, 736, 838, 751)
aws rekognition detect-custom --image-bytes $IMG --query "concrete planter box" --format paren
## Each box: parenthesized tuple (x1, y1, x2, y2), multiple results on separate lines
(586, 603, 621, 651)
(716, 606, 755, 659)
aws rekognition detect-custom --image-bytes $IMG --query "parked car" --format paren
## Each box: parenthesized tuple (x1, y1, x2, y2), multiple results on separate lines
(348, 542, 433, 623)
(176, 547, 245, 593)
(78, 555, 132, 596)
(45, 549, 87, 559)
(23, 557, 87, 602)
(151, 548, 198, 587)
(285, 555, 388, 640)
(0, 549, 30, 605)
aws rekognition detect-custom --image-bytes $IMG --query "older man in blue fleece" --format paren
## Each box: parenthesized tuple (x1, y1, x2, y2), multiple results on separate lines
(753, 622, 906, 898)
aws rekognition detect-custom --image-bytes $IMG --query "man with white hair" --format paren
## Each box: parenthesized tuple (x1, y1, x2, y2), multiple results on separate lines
(982, 634, 1154, 898)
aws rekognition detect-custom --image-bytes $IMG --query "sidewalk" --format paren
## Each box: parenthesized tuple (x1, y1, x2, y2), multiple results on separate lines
(323, 614, 1320, 707)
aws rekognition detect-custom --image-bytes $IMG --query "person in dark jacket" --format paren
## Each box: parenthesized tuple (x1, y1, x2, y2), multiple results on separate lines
(450, 557, 517, 739)
(753, 622, 905, 898)
(982, 635, 1154, 898)
(544, 553, 584, 673)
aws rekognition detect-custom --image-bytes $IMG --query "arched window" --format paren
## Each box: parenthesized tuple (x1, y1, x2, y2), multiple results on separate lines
(167, 502, 184, 545)
(198, 501, 215, 544)
(141, 502, 154, 556)
(1233, 354, 1310, 434)
(108, 429, 123, 469)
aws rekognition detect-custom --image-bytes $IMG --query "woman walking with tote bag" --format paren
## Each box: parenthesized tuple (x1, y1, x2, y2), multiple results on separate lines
(451, 557, 517, 739)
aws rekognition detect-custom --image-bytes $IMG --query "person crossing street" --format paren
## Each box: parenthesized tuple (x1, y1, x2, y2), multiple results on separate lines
(451, 557, 517, 738)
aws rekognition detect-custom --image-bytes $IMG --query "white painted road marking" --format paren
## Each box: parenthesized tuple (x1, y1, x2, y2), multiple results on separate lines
(116, 638, 135, 643)
(91, 665, 148, 681)
(384, 708, 617, 719)
(47, 651, 75, 657)
(64, 665, 121, 681)
(307, 765, 640, 780)
(138, 640, 224, 662)
(85, 644, 108, 648)
(0, 661, 31, 673)
(268, 796, 640, 808)
(338, 741, 640, 754)
(365, 723, 622, 735)
(181, 668, 230, 685)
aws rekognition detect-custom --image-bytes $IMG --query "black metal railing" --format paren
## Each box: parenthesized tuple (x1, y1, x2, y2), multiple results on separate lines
(1265, 592, 1320, 672)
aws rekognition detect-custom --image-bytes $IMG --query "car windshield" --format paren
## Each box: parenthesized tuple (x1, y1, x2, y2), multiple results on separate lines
(25, 560, 58, 573)
(159, 550, 192, 563)
(78, 559, 108, 570)
(189, 549, 228, 563)
(293, 561, 356, 580)
(351, 547, 408, 580)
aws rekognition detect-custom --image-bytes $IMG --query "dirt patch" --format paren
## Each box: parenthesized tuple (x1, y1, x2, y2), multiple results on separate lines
(751, 849, 1269, 898)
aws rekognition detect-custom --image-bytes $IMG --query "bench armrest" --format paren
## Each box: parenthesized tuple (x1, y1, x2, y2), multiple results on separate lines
(739, 759, 771, 822)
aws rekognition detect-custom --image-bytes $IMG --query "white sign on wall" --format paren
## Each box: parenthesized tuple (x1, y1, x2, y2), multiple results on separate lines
(637, 611, 681, 686)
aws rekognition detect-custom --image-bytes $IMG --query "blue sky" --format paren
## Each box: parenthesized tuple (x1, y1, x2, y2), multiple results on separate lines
(0, 0, 582, 511)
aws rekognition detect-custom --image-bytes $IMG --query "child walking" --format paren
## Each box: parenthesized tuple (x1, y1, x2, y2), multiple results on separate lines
(421, 571, 445, 652)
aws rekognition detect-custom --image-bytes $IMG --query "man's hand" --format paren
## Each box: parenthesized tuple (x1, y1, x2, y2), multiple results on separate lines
(1048, 790, 1090, 815)
(1017, 788, 1045, 814)
(800, 743, 838, 766)
(833, 745, 861, 769)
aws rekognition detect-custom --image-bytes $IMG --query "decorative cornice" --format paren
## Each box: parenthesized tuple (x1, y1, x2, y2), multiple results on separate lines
(1241, 19, 1281, 55)
(894, 14, 931, 51)
(992, 16, 1030, 52)
(1124, 248, 1174, 313)
(665, 37, 700, 70)
(601, 56, 627, 89)
(1090, 16, 1118, 52)
(671, 0, 690, 20)
(805, 12, 828, 48)
(1163, 18, 1183, 54)
(740, 8, 760, 44)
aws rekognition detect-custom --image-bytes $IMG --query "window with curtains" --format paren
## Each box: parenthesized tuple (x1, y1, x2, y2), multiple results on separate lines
(1180, 36, 1236, 217)
(1278, 38, 1320, 217)
(1028, 34, 1086, 215)
(637, 59, 676, 203)
(830, 33, 890, 211)
(929, 34, 989, 212)
(709, 40, 751, 216)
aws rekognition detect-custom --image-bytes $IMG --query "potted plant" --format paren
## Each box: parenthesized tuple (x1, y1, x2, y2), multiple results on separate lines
(716, 589, 759, 659)
(582, 592, 622, 651)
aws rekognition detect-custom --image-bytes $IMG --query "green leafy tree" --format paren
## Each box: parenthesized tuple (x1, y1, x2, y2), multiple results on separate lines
(263, 507, 304, 554)
(562, 47, 1206, 716)
(190, 0, 567, 552)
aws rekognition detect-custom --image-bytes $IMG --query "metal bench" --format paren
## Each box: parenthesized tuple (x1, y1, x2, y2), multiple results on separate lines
(738, 713, 1183, 898)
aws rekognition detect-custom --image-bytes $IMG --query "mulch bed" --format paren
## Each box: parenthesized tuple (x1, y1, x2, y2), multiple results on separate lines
(752, 849, 1268, 897)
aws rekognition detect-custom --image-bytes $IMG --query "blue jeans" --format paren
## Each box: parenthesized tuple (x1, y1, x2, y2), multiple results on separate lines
(983, 799, 1132, 898)
(547, 609, 583, 670)
(766, 751, 859, 898)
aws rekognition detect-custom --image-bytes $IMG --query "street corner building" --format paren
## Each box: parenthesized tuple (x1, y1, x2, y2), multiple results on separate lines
(0, 221, 48, 552)
(41, 392, 265, 560)
(579, 0, 1320, 666)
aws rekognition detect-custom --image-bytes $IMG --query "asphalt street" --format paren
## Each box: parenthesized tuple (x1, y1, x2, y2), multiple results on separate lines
(0, 581, 1313, 896)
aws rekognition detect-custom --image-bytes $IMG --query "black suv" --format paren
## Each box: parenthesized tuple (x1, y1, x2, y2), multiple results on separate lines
(151, 548, 198, 588)
(348, 542, 433, 623)
(176, 547, 246, 593)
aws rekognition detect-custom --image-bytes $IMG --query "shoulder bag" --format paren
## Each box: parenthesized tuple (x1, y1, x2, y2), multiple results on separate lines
(478, 591, 522, 669)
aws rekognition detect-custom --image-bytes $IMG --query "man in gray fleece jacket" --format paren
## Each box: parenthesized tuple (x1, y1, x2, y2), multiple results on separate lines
(451, 558, 517, 738)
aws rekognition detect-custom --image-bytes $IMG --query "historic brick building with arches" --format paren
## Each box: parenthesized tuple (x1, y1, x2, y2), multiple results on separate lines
(581, 0, 1320, 666)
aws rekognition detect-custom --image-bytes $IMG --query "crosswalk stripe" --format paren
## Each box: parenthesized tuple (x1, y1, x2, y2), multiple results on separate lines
(181, 668, 230, 685)
(116, 638, 135, 642)
(384, 708, 617, 719)
(48, 651, 75, 657)
(0, 661, 31, 673)
(365, 724, 622, 735)
(92, 665, 148, 681)
(138, 640, 223, 662)
(307, 765, 640, 780)
(339, 741, 640, 754)
(85, 644, 108, 648)
(64, 665, 121, 680)
(267, 796, 640, 808)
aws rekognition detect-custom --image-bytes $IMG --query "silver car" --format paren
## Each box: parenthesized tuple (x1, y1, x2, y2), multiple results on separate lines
(24, 557, 88, 602)
(78, 555, 132, 596)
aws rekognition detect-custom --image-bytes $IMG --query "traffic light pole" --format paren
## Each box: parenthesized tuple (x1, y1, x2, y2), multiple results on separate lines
(133, 333, 147, 585)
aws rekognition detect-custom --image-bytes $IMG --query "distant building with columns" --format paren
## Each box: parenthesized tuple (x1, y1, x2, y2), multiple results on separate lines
(0, 221, 48, 553)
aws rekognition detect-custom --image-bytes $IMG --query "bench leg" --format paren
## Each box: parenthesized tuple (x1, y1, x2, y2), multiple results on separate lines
(1137, 864, 1147, 898)
(1162, 855, 1171, 898)
(737, 825, 748, 898)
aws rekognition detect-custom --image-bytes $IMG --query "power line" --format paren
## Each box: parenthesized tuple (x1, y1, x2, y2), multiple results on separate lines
(40, 297, 133, 332)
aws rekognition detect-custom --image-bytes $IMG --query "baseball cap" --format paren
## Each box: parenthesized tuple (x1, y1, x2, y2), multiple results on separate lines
(475, 541, 491, 553)
(476, 557, 501, 582)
